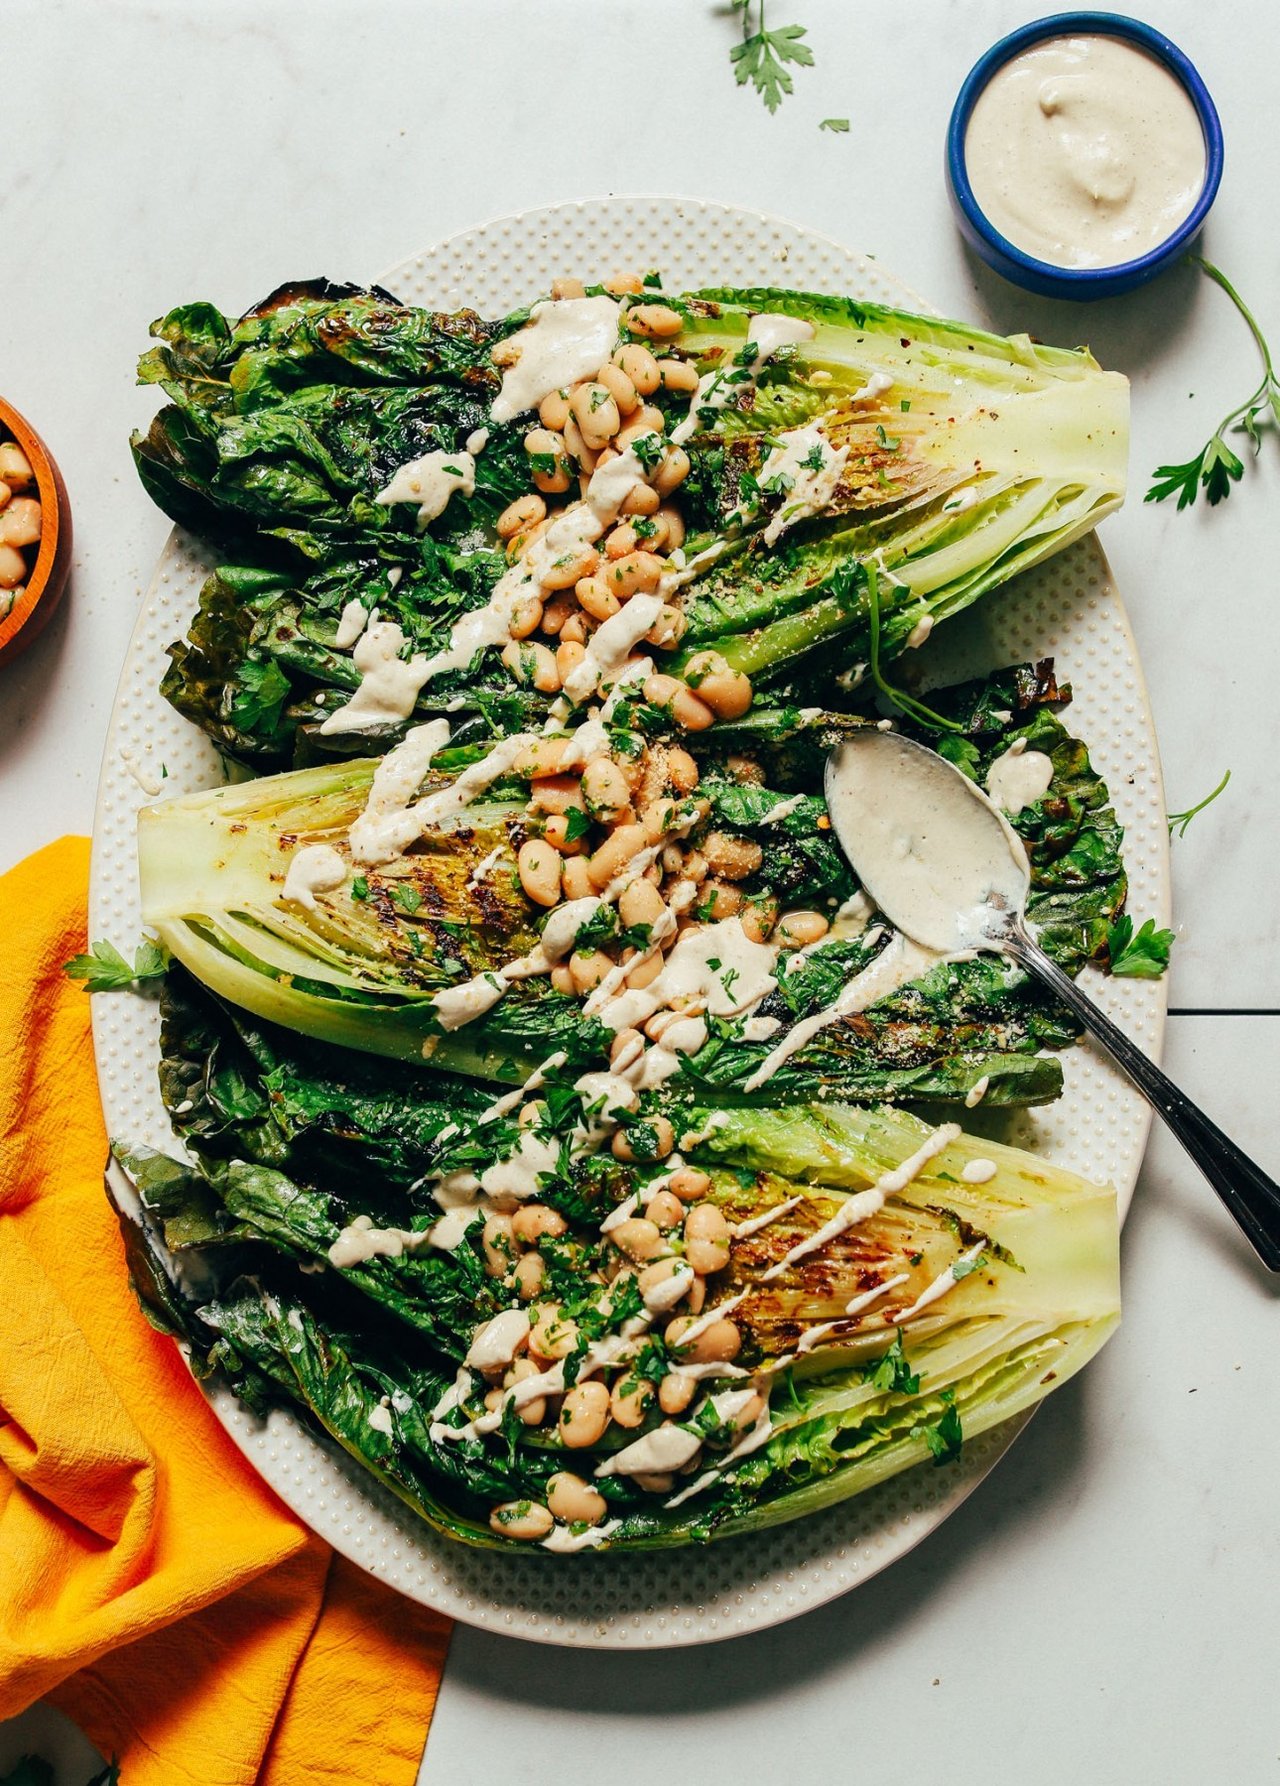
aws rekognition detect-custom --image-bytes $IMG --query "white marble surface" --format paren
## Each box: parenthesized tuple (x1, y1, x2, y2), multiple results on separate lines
(2, 2, 1277, 1781)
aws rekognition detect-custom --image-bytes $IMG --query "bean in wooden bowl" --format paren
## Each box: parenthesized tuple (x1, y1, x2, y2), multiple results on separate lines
(0, 397, 72, 665)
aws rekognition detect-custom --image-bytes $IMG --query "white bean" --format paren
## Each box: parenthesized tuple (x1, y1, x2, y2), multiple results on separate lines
(518, 838, 563, 907)
(547, 1471, 608, 1523)
(559, 1380, 611, 1448)
(490, 1500, 554, 1540)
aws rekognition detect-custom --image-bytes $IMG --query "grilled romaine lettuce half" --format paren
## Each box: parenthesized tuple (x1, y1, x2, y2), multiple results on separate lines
(134, 281, 1126, 769)
(113, 1088, 1119, 1551)
(669, 286, 1128, 678)
(138, 668, 1126, 1112)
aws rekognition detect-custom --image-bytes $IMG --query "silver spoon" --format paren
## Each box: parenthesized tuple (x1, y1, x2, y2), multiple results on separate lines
(825, 729, 1280, 1271)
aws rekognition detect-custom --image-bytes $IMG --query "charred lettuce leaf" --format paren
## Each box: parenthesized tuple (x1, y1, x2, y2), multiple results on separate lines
(141, 667, 1126, 1112)
(136, 279, 1127, 768)
(106, 1100, 1120, 1552)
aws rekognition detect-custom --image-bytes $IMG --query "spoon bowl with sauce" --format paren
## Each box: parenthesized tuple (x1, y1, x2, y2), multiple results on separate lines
(947, 12, 1224, 300)
(825, 730, 1280, 1271)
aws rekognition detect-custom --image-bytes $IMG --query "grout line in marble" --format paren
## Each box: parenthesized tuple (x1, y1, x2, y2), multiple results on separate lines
(1168, 1008, 1280, 1017)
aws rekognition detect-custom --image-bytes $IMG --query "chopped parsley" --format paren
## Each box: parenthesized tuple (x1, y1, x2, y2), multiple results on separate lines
(864, 1328, 920, 1395)
(630, 430, 665, 472)
(913, 1389, 963, 1465)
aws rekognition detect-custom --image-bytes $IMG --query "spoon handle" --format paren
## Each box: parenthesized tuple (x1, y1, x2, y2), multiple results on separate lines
(1005, 927, 1280, 1272)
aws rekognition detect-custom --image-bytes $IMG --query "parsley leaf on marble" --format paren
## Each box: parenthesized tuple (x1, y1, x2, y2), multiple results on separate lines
(1147, 258, 1280, 511)
(1167, 769, 1230, 838)
(729, 0, 815, 114)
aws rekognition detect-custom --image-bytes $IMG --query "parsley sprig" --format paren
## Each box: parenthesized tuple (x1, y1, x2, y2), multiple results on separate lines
(729, 0, 813, 113)
(65, 937, 168, 993)
(1167, 769, 1230, 839)
(1106, 914, 1175, 979)
(1146, 258, 1280, 511)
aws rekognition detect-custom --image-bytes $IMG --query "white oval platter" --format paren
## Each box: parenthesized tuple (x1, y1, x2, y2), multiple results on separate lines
(91, 196, 1168, 1649)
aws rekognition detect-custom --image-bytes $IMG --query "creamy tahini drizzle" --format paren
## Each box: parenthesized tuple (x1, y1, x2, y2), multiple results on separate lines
(356, 726, 528, 868)
(964, 34, 1207, 270)
(790, 1270, 913, 1356)
(846, 1271, 910, 1316)
(755, 792, 807, 826)
(334, 599, 368, 649)
(743, 929, 937, 1091)
(347, 719, 450, 864)
(671, 313, 816, 445)
(282, 843, 347, 910)
(562, 592, 665, 706)
(962, 1157, 998, 1184)
(891, 1241, 985, 1323)
(851, 370, 894, 404)
(594, 1422, 703, 1480)
(760, 1124, 960, 1283)
(434, 1318, 650, 1445)
(417, 433, 666, 701)
(541, 1519, 624, 1554)
(466, 845, 505, 889)
(465, 1307, 531, 1370)
(319, 618, 433, 736)
(985, 738, 1054, 816)
(731, 1196, 802, 1240)
(376, 449, 476, 529)
(663, 1397, 774, 1508)
(753, 423, 850, 546)
(905, 612, 934, 650)
(120, 749, 164, 797)
(490, 295, 622, 423)
(593, 916, 778, 1038)
(329, 1213, 430, 1268)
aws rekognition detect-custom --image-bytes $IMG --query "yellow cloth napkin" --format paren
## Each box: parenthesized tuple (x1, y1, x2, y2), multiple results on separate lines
(0, 838, 452, 1785)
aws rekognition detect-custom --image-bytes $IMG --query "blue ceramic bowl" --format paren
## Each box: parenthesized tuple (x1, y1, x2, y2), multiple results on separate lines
(946, 12, 1223, 300)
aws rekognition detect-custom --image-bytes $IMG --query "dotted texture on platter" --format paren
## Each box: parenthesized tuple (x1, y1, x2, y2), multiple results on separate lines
(90, 197, 1168, 1651)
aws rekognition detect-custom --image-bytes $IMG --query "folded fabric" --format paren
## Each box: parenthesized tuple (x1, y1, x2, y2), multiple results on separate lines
(0, 838, 451, 1786)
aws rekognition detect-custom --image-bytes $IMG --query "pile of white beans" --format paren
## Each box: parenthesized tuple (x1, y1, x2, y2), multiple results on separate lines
(0, 436, 41, 621)
(493, 270, 741, 724)
(482, 1169, 767, 1538)
(462, 280, 846, 1537)
(511, 732, 832, 967)
(492, 272, 841, 950)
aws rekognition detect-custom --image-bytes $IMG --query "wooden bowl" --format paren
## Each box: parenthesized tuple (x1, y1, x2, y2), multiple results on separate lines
(0, 396, 73, 665)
